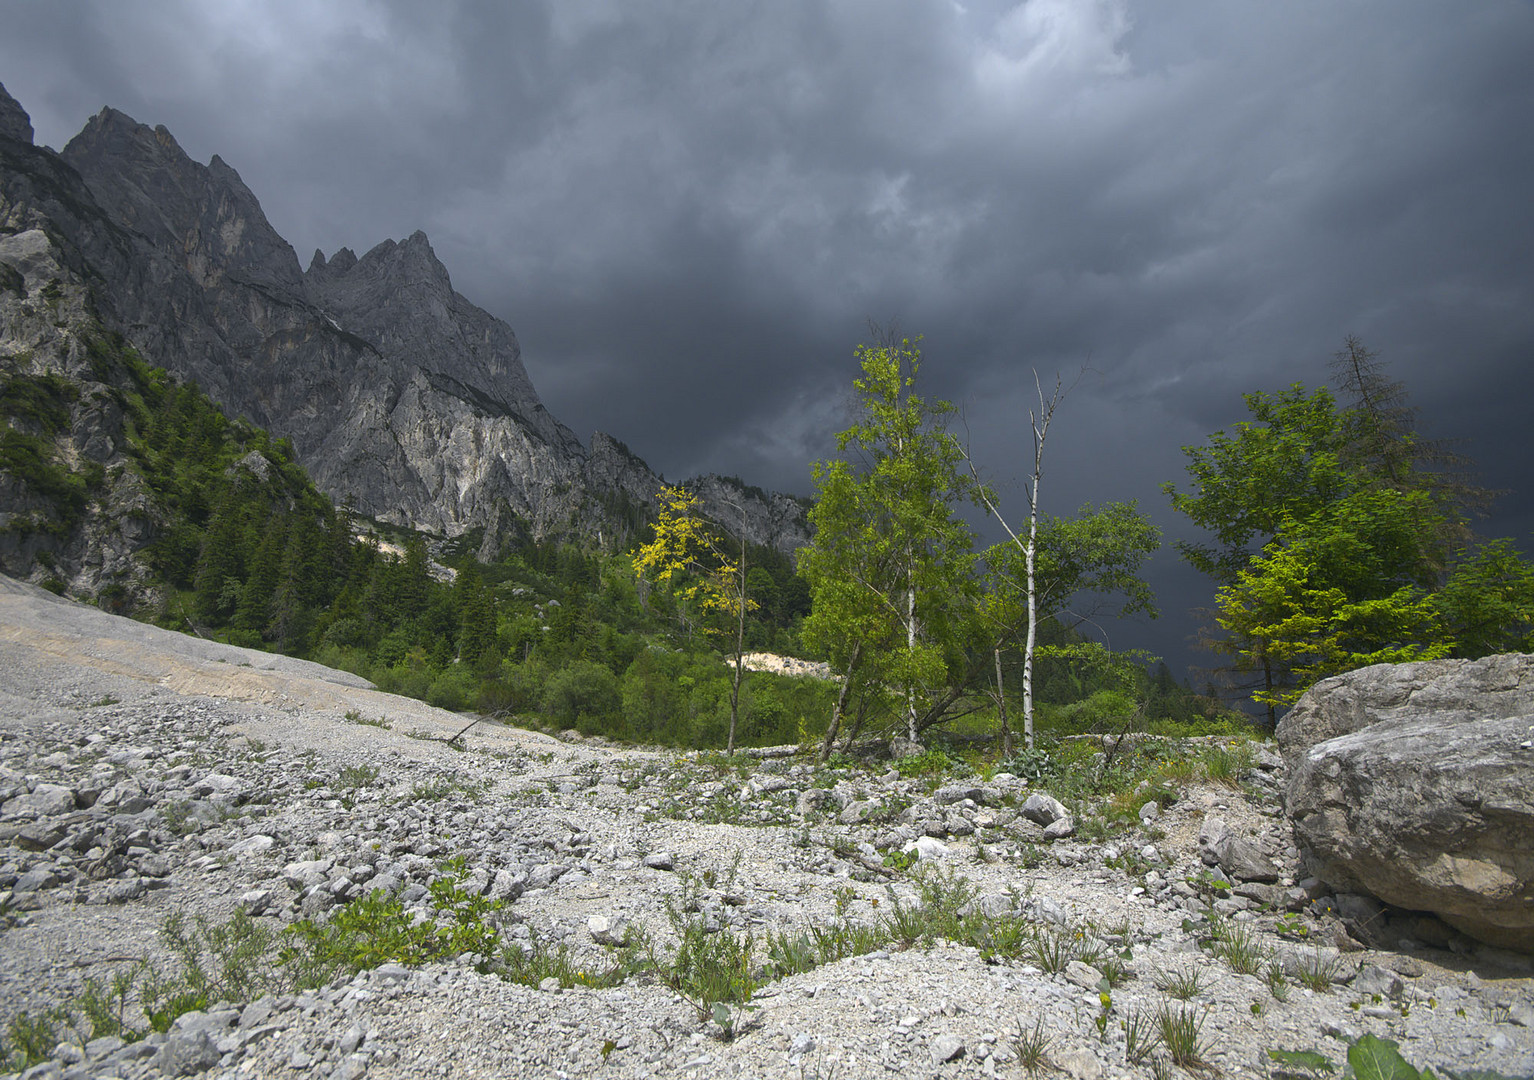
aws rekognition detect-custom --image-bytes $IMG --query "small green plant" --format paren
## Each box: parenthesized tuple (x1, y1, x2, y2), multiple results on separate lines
(1266, 959, 1290, 1002)
(1209, 918, 1265, 976)
(881, 848, 917, 871)
(1275, 912, 1310, 939)
(337, 763, 379, 789)
(343, 709, 390, 729)
(1155, 966, 1203, 1000)
(2, 1010, 62, 1070)
(1294, 950, 1338, 992)
(1198, 739, 1252, 787)
(1155, 1002, 1209, 1073)
(75, 965, 149, 1042)
(1266, 1048, 1336, 1078)
(765, 929, 819, 977)
(893, 749, 953, 778)
(1098, 952, 1131, 988)
(656, 918, 757, 1021)
(1124, 1009, 1160, 1065)
(1028, 925, 1077, 974)
(1014, 1016, 1052, 1075)
(409, 775, 490, 802)
(88, 694, 121, 707)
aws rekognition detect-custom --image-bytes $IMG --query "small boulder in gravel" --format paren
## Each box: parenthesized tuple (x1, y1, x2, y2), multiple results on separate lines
(930, 1034, 965, 1064)
(642, 851, 675, 871)
(3, 783, 76, 816)
(1021, 793, 1067, 824)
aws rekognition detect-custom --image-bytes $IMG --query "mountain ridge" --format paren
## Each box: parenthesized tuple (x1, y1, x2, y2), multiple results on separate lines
(0, 83, 807, 603)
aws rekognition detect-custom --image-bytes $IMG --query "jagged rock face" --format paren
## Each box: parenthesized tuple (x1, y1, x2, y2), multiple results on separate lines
(54, 107, 611, 538)
(0, 226, 165, 601)
(686, 474, 812, 553)
(0, 82, 33, 145)
(2, 88, 804, 557)
(1279, 655, 1534, 952)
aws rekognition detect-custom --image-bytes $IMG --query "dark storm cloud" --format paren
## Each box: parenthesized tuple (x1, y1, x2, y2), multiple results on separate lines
(4, 0, 1532, 674)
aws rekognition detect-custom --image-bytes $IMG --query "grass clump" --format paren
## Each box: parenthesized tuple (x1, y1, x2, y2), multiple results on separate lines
(1154, 966, 1204, 1000)
(1208, 916, 1266, 976)
(1155, 1001, 1211, 1073)
(1013, 1016, 1052, 1075)
(1293, 950, 1339, 992)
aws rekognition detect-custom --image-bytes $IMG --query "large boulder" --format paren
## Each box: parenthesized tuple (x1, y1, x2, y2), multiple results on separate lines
(1278, 655, 1534, 952)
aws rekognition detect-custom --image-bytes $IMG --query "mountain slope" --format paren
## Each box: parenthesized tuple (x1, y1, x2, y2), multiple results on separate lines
(1, 83, 806, 565)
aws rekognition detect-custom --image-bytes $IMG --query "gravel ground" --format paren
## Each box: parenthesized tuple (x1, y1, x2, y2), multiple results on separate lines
(1, 575, 1531, 1080)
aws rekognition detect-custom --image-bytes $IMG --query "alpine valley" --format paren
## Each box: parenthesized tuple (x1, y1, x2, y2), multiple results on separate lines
(0, 82, 808, 602)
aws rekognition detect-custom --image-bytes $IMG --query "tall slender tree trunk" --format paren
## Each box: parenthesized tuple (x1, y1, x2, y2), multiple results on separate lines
(1023, 502, 1038, 751)
(819, 641, 862, 763)
(906, 575, 918, 741)
(995, 646, 1013, 757)
(726, 532, 748, 754)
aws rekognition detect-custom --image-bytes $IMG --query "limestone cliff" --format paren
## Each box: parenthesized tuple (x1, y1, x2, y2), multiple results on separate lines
(1, 83, 809, 601)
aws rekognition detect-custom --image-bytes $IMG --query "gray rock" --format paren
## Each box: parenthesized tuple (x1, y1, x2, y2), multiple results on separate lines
(13, 868, 58, 893)
(527, 862, 567, 889)
(642, 851, 675, 871)
(1277, 653, 1534, 767)
(1198, 815, 1280, 883)
(588, 914, 628, 946)
(796, 789, 834, 815)
(489, 869, 525, 902)
(1352, 964, 1404, 999)
(153, 1029, 221, 1076)
(229, 834, 275, 858)
(1280, 656, 1534, 951)
(1055, 1048, 1105, 1080)
(1021, 793, 1070, 827)
(3, 783, 77, 817)
(1043, 817, 1076, 841)
(14, 821, 66, 851)
(241, 888, 273, 915)
(891, 737, 924, 759)
(1064, 959, 1103, 989)
(930, 1034, 965, 1064)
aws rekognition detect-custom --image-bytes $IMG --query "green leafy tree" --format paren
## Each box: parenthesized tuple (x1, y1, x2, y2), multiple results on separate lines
(1214, 488, 1452, 707)
(1168, 341, 1534, 716)
(800, 335, 983, 752)
(633, 485, 757, 752)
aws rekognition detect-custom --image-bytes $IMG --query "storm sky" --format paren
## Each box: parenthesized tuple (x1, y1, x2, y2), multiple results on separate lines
(4, 1, 1532, 679)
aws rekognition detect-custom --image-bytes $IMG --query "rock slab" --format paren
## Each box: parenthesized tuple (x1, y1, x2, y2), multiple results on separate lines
(1280, 655, 1534, 952)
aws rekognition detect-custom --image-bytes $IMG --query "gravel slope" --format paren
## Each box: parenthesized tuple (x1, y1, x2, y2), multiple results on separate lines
(0, 575, 1530, 1080)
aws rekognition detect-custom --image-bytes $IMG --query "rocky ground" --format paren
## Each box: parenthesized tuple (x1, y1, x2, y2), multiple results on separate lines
(1, 576, 1531, 1080)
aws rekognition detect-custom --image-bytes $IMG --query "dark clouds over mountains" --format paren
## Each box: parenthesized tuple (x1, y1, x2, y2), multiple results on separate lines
(5, 1, 1531, 673)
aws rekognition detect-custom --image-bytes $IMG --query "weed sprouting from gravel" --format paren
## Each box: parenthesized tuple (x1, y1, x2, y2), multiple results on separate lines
(1210, 917, 1266, 976)
(1014, 1016, 1052, 1075)
(1156, 1001, 1211, 1072)
(1028, 925, 1076, 974)
(1, 1011, 62, 1071)
(1155, 966, 1204, 1000)
(1266, 959, 1291, 1001)
(1294, 950, 1339, 992)
(1124, 1008, 1160, 1065)
(408, 775, 490, 802)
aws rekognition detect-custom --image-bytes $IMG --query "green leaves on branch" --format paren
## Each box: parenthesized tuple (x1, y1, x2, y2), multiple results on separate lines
(1168, 349, 1534, 712)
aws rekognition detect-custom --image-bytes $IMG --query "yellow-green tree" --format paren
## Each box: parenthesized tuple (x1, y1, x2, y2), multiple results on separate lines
(634, 486, 757, 752)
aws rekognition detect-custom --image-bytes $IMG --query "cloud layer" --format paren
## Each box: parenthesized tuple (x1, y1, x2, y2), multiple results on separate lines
(6, 0, 1532, 673)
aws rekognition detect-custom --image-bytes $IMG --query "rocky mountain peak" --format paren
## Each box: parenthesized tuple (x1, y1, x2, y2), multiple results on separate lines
(1, 86, 807, 560)
(62, 107, 304, 298)
(0, 81, 33, 145)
